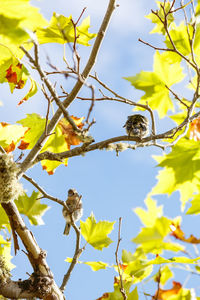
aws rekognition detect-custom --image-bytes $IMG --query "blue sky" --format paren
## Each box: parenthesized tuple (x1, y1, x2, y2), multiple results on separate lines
(1, 0, 200, 299)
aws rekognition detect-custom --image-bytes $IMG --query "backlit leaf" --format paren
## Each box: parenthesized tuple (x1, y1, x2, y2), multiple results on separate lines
(124, 51, 184, 118)
(0, 122, 28, 153)
(146, 1, 174, 35)
(80, 213, 115, 250)
(134, 197, 163, 227)
(15, 191, 49, 225)
(37, 13, 96, 46)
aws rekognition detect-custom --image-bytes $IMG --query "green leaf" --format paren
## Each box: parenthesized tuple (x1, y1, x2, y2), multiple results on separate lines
(18, 77, 37, 105)
(151, 139, 200, 208)
(127, 287, 139, 300)
(146, 1, 174, 35)
(132, 217, 171, 244)
(154, 265, 173, 285)
(0, 122, 28, 152)
(134, 197, 163, 227)
(65, 258, 108, 271)
(186, 194, 200, 215)
(0, 241, 15, 270)
(0, 0, 47, 61)
(124, 51, 184, 118)
(80, 213, 115, 250)
(17, 113, 69, 174)
(15, 191, 49, 225)
(132, 217, 184, 254)
(0, 206, 9, 230)
(37, 13, 96, 46)
(124, 259, 153, 283)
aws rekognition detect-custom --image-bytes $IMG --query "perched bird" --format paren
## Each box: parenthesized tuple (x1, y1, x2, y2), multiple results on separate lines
(123, 114, 149, 138)
(62, 188, 83, 235)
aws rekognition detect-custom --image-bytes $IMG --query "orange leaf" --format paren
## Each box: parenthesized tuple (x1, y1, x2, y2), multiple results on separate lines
(58, 116, 84, 147)
(170, 223, 200, 244)
(4, 141, 16, 153)
(189, 117, 200, 141)
(18, 140, 30, 150)
(96, 293, 109, 300)
(153, 281, 182, 300)
(5, 63, 26, 90)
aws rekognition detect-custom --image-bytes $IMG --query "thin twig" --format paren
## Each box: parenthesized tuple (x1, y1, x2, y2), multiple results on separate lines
(18, 0, 117, 177)
(60, 222, 85, 291)
(22, 174, 65, 206)
(115, 218, 127, 300)
(165, 85, 189, 109)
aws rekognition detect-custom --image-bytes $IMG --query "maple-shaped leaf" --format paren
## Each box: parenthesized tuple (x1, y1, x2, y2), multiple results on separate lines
(96, 279, 135, 300)
(65, 258, 108, 271)
(186, 194, 200, 215)
(0, 122, 28, 153)
(124, 51, 184, 118)
(154, 265, 174, 286)
(36, 13, 96, 46)
(17, 113, 84, 174)
(5, 61, 29, 93)
(80, 213, 115, 250)
(58, 116, 84, 146)
(0, 0, 47, 62)
(134, 197, 163, 227)
(132, 217, 184, 254)
(153, 281, 182, 300)
(170, 223, 200, 244)
(15, 191, 49, 226)
(151, 139, 200, 208)
(146, 1, 174, 35)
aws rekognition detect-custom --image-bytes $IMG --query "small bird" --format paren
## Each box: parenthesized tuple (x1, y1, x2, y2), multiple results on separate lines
(123, 114, 149, 138)
(62, 188, 83, 235)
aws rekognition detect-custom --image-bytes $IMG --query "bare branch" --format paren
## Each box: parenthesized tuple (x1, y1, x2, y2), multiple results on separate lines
(60, 222, 85, 292)
(18, 0, 117, 176)
(115, 217, 127, 300)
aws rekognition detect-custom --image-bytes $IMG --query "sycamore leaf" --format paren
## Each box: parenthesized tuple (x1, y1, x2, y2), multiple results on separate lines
(37, 13, 96, 46)
(170, 223, 200, 244)
(186, 194, 200, 215)
(0, 242, 15, 270)
(165, 22, 191, 55)
(132, 217, 185, 254)
(96, 280, 134, 300)
(134, 197, 163, 227)
(127, 287, 139, 300)
(154, 265, 174, 286)
(0, 0, 47, 61)
(153, 281, 182, 300)
(0, 206, 9, 230)
(0, 122, 28, 153)
(15, 191, 49, 226)
(18, 77, 37, 105)
(5, 62, 29, 93)
(124, 51, 184, 118)
(132, 217, 172, 244)
(65, 258, 108, 271)
(146, 1, 174, 35)
(80, 213, 115, 250)
(58, 116, 84, 146)
(151, 139, 200, 208)
(17, 113, 84, 174)
(189, 117, 200, 141)
(123, 259, 153, 283)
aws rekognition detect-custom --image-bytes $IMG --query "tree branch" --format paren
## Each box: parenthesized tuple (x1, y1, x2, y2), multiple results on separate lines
(18, 0, 117, 177)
